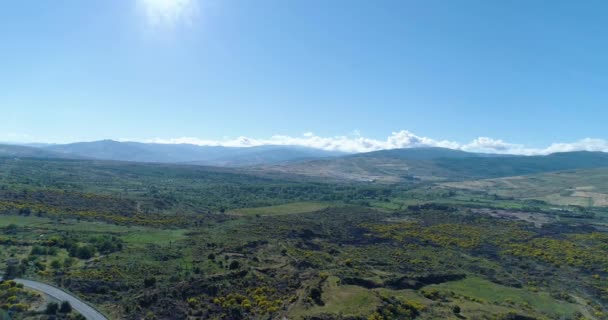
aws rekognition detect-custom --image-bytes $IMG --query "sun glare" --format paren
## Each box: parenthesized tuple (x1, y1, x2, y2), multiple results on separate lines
(137, 0, 199, 27)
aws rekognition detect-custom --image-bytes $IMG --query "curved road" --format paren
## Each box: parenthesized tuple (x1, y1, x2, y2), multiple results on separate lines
(2, 277, 107, 320)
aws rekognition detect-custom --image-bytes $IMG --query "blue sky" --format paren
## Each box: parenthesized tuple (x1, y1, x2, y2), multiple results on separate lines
(1, 0, 607, 154)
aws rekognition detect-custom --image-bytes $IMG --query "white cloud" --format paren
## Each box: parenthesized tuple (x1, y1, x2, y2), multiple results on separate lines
(3, 129, 607, 156)
(137, 0, 199, 27)
(462, 137, 524, 153)
(146, 130, 608, 156)
(542, 138, 608, 154)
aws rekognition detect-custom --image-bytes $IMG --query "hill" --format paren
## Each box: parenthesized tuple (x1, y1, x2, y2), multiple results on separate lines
(253, 148, 608, 183)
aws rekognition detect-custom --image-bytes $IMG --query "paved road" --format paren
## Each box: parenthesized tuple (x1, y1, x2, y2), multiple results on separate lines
(1, 277, 107, 320)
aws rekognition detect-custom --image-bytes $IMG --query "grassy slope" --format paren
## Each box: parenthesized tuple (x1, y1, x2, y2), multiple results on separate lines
(288, 276, 381, 318)
(443, 167, 608, 207)
(429, 277, 580, 318)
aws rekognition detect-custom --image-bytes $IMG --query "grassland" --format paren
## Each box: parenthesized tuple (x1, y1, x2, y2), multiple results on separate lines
(428, 277, 580, 318)
(288, 276, 381, 318)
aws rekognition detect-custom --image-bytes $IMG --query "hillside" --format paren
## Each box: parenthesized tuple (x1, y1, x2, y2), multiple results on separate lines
(0, 157, 397, 215)
(442, 167, 608, 207)
(433, 151, 608, 178)
(254, 148, 608, 183)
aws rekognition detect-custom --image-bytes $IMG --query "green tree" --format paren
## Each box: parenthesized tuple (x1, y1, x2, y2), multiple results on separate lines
(46, 302, 59, 314)
(72, 245, 95, 259)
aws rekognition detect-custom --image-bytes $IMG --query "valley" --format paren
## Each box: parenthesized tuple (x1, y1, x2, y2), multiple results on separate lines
(0, 148, 607, 319)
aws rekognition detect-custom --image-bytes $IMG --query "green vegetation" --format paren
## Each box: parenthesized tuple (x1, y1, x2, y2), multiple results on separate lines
(289, 276, 381, 318)
(429, 277, 580, 317)
(229, 201, 332, 216)
(443, 167, 608, 207)
(0, 281, 39, 313)
(0, 156, 607, 319)
(0, 280, 84, 319)
(0, 157, 406, 225)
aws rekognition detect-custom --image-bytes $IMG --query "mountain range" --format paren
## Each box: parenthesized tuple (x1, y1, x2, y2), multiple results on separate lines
(0, 140, 345, 167)
(1, 140, 608, 183)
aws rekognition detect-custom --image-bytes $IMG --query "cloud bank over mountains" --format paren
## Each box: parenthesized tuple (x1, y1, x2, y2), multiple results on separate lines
(147, 130, 608, 156)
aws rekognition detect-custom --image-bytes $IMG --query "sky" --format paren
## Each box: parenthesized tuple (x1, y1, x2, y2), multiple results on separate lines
(1, 0, 608, 154)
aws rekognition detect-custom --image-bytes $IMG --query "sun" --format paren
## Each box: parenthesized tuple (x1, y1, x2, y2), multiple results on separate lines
(137, 0, 199, 27)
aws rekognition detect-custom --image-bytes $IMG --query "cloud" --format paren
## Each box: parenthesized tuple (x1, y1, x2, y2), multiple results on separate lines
(148, 131, 462, 153)
(145, 130, 608, 155)
(461, 137, 526, 153)
(542, 138, 608, 154)
(137, 0, 199, 27)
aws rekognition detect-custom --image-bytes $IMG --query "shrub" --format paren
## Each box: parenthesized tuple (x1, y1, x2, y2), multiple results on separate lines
(50, 260, 62, 270)
(144, 277, 157, 288)
(453, 305, 461, 314)
(229, 261, 240, 270)
(59, 301, 72, 313)
(46, 302, 59, 314)
(70, 245, 96, 259)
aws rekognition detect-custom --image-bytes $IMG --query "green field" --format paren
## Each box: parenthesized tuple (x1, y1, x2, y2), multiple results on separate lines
(429, 277, 581, 318)
(229, 201, 332, 216)
(288, 276, 381, 318)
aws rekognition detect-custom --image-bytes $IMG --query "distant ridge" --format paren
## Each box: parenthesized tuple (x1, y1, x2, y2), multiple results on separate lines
(253, 147, 608, 183)
(348, 147, 511, 160)
(4, 142, 608, 183)
(0, 144, 83, 160)
(42, 140, 347, 166)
